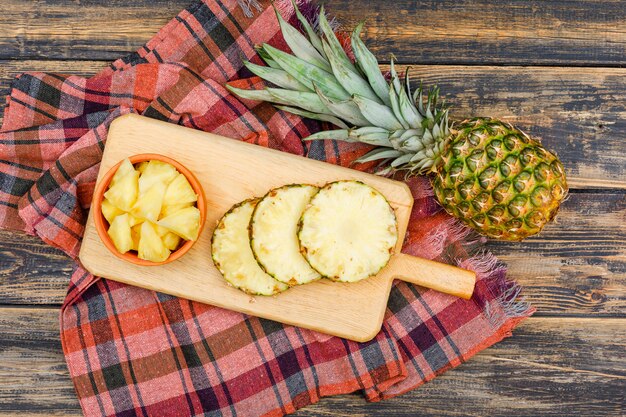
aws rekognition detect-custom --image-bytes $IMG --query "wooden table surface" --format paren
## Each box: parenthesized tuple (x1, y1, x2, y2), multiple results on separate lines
(0, 1, 624, 416)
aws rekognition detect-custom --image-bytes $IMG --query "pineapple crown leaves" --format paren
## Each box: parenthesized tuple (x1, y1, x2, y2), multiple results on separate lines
(227, 0, 450, 175)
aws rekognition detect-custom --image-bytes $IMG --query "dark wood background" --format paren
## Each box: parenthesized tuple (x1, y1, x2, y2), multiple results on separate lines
(0, 0, 624, 416)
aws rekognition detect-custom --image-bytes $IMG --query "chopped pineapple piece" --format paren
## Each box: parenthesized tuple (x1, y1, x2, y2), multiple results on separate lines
(137, 221, 170, 262)
(130, 182, 167, 222)
(135, 161, 149, 174)
(104, 167, 139, 212)
(101, 198, 124, 225)
(128, 215, 143, 227)
(250, 184, 320, 285)
(298, 181, 398, 282)
(162, 232, 182, 251)
(130, 223, 142, 251)
(211, 199, 288, 295)
(138, 160, 178, 194)
(110, 158, 135, 188)
(160, 202, 193, 219)
(162, 173, 198, 207)
(152, 222, 181, 251)
(158, 206, 201, 241)
(153, 222, 170, 237)
(107, 213, 134, 254)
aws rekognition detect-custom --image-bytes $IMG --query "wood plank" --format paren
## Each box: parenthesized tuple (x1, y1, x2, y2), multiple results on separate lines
(2, 192, 624, 318)
(1, 1, 625, 66)
(0, 229, 73, 305)
(331, 0, 626, 66)
(0, 308, 623, 416)
(488, 191, 626, 317)
(2, 61, 625, 188)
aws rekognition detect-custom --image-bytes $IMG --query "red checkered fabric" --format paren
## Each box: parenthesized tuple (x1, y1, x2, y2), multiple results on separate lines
(0, 1, 533, 416)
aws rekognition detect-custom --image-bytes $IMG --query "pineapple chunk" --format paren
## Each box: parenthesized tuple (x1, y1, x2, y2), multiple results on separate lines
(211, 199, 288, 295)
(130, 223, 142, 251)
(135, 161, 149, 174)
(137, 221, 171, 262)
(128, 215, 143, 227)
(104, 166, 139, 212)
(162, 173, 198, 207)
(107, 213, 134, 254)
(160, 202, 193, 219)
(101, 198, 124, 225)
(138, 160, 178, 194)
(158, 206, 201, 241)
(250, 184, 320, 285)
(110, 158, 135, 188)
(162, 232, 182, 251)
(130, 182, 167, 222)
(298, 181, 398, 282)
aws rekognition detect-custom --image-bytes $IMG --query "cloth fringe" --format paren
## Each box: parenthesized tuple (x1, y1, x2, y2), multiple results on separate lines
(237, 0, 263, 17)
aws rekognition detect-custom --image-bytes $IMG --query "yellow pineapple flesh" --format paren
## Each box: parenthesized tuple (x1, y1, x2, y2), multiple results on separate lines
(211, 199, 288, 295)
(131, 182, 167, 222)
(104, 161, 139, 212)
(138, 160, 178, 194)
(101, 198, 124, 224)
(162, 173, 198, 207)
(158, 206, 201, 241)
(298, 181, 398, 282)
(137, 221, 171, 262)
(107, 213, 134, 254)
(250, 184, 320, 285)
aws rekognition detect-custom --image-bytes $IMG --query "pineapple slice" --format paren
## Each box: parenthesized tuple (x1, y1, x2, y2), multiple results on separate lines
(138, 160, 178, 194)
(160, 202, 193, 219)
(158, 206, 201, 241)
(250, 184, 320, 285)
(162, 173, 198, 207)
(298, 181, 398, 282)
(130, 182, 167, 222)
(101, 198, 124, 225)
(137, 221, 170, 262)
(107, 213, 134, 254)
(104, 165, 139, 212)
(211, 199, 288, 295)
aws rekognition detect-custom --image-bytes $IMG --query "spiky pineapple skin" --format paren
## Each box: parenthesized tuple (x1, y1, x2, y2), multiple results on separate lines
(432, 118, 568, 241)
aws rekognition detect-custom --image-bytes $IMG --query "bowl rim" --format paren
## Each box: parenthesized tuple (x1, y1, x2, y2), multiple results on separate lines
(92, 153, 207, 266)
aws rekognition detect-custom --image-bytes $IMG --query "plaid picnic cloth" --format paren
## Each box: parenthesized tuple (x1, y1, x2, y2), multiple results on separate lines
(0, 1, 534, 416)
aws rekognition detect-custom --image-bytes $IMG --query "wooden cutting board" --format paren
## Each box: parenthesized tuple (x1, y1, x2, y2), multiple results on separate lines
(79, 114, 475, 342)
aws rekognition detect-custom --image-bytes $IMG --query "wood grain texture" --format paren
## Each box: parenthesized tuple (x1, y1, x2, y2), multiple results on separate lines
(0, 229, 72, 305)
(3, 192, 624, 317)
(1, 1, 625, 66)
(331, 0, 626, 66)
(1, 61, 624, 188)
(1, 308, 623, 416)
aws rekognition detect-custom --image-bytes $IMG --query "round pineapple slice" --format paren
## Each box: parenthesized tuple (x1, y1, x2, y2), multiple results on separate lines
(298, 181, 398, 282)
(212, 199, 288, 296)
(250, 185, 321, 285)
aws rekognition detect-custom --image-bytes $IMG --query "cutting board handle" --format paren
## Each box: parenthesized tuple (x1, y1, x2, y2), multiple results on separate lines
(385, 253, 476, 299)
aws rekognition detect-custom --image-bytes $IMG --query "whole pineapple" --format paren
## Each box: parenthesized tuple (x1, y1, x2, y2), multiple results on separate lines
(228, 1, 568, 241)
